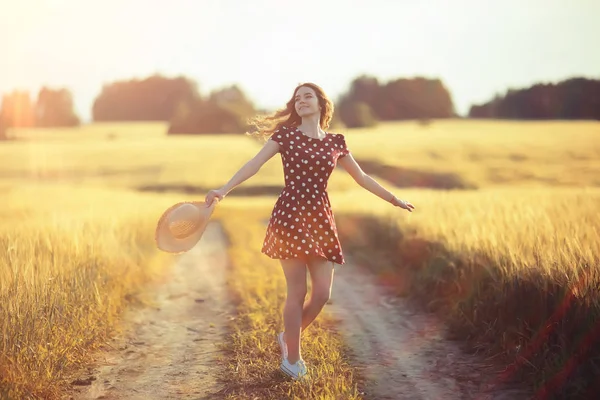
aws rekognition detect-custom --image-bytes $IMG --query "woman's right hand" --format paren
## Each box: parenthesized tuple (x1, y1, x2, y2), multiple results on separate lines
(205, 188, 226, 207)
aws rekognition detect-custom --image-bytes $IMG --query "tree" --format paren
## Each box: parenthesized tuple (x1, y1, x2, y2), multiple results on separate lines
(0, 90, 35, 127)
(336, 75, 455, 126)
(92, 74, 200, 121)
(0, 90, 36, 139)
(336, 96, 378, 128)
(35, 87, 80, 127)
(168, 84, 256, 134)
(168, 99, 242, 134)
(0, 118, 6, 140)
(375, 77, 454, 120)
(348, 75, 380, 108)
(208, 84, 255, 123)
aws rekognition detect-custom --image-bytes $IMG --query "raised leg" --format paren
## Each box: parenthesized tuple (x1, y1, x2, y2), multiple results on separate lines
(302, 257, 335, 330)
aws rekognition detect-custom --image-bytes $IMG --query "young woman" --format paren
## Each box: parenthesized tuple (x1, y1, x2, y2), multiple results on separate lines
(205, 82, 414, 380)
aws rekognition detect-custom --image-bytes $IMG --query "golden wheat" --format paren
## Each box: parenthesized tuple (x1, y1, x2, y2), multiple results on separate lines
(4, 120, 599, 193)
(331, 186, 600, 274)
(2, 119, 599, 398)
(341, 120, 600, 188)
(330, 186, 600, 397)
(0, 184, 181, 399)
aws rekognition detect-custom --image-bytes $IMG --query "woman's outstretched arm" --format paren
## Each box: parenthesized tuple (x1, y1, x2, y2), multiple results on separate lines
(205, 139, 280, 205)
(337, 154, 415, 212)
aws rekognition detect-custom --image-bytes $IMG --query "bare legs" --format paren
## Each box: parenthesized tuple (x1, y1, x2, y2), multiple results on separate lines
(280, 257, 335, 364)
(302, 257, 335, 330)
(280, 259, 307, 365)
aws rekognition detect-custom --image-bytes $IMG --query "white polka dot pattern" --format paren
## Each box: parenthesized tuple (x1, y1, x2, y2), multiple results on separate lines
(261, 126, 350, 265)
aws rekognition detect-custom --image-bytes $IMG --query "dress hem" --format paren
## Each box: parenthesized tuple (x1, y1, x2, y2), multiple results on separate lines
(261, 249, 345, 265)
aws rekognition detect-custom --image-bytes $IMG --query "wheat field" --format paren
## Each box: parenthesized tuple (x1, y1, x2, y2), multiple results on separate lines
(343, 120, 600, 188)
(3, 120, 599, 192)
(1, 119, 599, 398)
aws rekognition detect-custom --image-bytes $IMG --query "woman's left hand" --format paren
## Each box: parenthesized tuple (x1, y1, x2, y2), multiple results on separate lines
(391, 196, 415, 212)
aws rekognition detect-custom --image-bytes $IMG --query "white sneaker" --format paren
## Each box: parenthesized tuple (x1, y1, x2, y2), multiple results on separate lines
(277, 332, 288, 360)
(280, 358, 308, 380)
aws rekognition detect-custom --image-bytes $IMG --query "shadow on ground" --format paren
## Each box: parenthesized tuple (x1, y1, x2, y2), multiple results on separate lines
(353, 159, 476, 190)
(136, 184, 284, 197)
(141, 160, 475, 197)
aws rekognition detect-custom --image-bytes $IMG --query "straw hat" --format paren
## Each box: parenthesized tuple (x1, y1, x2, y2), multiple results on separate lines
(155, 199, 219, 254)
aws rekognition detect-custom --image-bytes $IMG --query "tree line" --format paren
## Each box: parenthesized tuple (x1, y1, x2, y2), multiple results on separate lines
(0, 88, 79, 139)
(1, 74, 599, 139)
(336, 75, 455, 127)
(468, 77, 600, 120)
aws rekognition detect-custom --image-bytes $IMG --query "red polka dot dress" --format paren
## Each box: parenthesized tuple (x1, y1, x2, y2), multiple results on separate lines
(261, 125, 350, 265)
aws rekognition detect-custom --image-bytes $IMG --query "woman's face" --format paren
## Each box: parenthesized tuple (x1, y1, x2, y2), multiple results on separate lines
(294, 86, 320, 118)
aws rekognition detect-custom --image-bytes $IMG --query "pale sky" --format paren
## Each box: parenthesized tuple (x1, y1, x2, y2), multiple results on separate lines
(1, 0, 598, 121)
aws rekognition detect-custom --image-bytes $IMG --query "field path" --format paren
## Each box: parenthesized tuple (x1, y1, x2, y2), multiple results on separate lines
(328, 256, 531, 400)
(67, 220, 529, 400)
(69, 222, 230, 400)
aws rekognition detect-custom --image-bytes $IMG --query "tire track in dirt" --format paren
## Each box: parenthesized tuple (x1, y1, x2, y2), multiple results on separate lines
(69, 222, 230, 400)
(327, 255, 531, 400)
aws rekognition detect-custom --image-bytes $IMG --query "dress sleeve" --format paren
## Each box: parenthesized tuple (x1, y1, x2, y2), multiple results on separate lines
(337, 134, 350, 158)
(269, 128, 286, 148)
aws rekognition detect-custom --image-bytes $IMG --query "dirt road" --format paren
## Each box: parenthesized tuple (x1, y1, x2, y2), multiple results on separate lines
(68, 221, 528, 400)
(328, 256, 531, 400)
(69, 222, 230, 400)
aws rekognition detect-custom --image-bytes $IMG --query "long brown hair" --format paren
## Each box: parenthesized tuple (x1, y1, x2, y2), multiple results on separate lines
(246, 82, 334, 141)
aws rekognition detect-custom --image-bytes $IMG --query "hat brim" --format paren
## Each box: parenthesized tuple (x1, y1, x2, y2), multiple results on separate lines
(155, 200, 217, 254)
